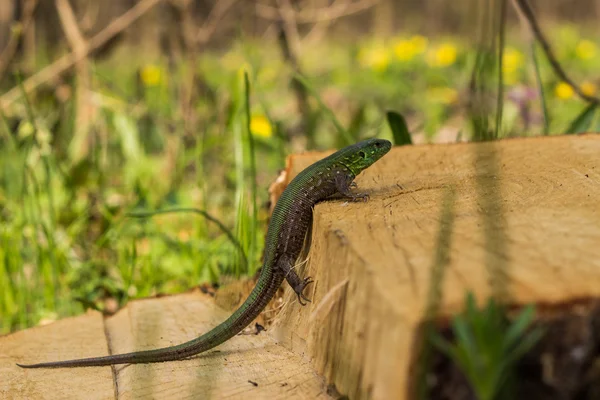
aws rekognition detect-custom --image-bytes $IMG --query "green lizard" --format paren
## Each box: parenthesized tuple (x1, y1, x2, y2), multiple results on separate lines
(18, 138, 392, 368)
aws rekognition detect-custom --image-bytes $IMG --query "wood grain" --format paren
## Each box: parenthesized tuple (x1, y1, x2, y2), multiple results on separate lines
(273, 134, 600, 399)
(2, 292, 331, 399)
(1, 311, 114, 400)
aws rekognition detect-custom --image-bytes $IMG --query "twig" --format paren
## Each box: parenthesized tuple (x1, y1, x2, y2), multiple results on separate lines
(303, 0, 343, 44)
(55, 0, 93, 159)
(195, 0, 239, 45)
(512, 0, 600, 104)
(0, 0, 164, 110)
(0, 0, 38, 81)
(255, 0, 379, 23)
(276, 19, 312, 144)
(276, 0, 301, 55)
(55, 0, 88, 54)
(495, 0, 507, 137)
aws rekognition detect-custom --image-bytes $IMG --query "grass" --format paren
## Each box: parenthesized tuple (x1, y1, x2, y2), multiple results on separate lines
(430, 293, 545, 400)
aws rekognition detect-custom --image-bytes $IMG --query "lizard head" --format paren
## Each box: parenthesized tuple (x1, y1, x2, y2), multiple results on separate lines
(341, 138, 392, 176)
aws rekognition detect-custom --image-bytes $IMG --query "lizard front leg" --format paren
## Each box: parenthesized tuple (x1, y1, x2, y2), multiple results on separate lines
(335, 174, 369, 202)
(277, 255, 313, 306)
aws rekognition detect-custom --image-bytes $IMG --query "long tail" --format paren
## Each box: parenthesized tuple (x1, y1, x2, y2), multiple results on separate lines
(17, 270, 283, 368)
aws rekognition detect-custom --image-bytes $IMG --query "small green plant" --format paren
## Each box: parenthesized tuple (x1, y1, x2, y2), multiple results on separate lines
(386, 110, 412, 145)
(430, 292, 544, 400)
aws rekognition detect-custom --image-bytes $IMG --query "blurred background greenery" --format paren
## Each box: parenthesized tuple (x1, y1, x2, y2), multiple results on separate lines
(0, 0, 599, 334)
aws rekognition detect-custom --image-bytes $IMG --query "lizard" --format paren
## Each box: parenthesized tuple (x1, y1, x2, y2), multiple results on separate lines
(17, 138, 392, 368)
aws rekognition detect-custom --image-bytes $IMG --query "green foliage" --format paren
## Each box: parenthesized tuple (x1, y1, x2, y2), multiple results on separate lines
(531, 43, 550, 135)
(430, 293, 545, 400)
(0, 26, 598, 334)
(386, 111, 412, 145)
(565, 103, 599, 134)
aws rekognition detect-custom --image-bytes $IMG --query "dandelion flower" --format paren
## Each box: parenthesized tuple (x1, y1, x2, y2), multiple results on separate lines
(427, 43, 458, 68)
(140, 65, 162, 87)
(393, 35, 427, 62)
(554, 82, 574, 100)
(358, 44, 391, 72)
(250, 115, 273, 138)
(502, 47, 523, 74)
(581, 81, 597, 96)
(576, 40, 597, 60)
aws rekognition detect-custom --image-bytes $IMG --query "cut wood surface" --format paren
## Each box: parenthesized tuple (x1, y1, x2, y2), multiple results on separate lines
(272, 134, 600, 399)
(1, 134, 599, 399)
(1, 292, 331, 400)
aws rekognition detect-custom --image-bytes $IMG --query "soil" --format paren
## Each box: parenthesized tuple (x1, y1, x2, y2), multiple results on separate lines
(427, 299, 600, 400)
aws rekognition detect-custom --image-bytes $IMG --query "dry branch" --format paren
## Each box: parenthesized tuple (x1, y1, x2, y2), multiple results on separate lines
(0, 0, 38, 81)
(256, 0, 379, 23)
(55, 0, 93, 161)
(195, 0, 239, 45)
(55, 0, 88, 53)
(0, 0, 164, 111)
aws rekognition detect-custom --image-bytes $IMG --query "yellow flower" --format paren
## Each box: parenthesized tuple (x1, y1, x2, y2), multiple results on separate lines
(581, 81, 597, 96)
(393, 35, 428, 62)
(358, 44, 390, 72)
(575, 40, 597, 60)
(410, 35, 428, 54)
(426, 43, 458, 67)
(140, 65, 162, 87)
(554, 82, 574, 100)
(426, 87, 458, 105)
(502, 47, 523, 74)
(250, 115, 272, 138)
(394, 39, 415, 61)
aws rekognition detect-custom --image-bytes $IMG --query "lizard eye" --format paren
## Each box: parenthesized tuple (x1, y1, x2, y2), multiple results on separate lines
(358, 151, 367, 158)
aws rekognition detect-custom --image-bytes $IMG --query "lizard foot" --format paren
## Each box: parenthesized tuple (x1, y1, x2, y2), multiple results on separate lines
(295, 277, 314, 306)
(350, 193, 369, 202)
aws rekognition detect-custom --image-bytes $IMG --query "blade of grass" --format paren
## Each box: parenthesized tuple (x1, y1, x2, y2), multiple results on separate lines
(531, 43, 550, 135)
(244, 72, 258, 272)
(494, 0, 507, 138)
(503, 304, 535, 348)
(0, 107, 16, 150)
(230, 68, 251, 276)
(25, 165, 60, 310)
(16, 72, 58, 228)
(565, 103, 598, 134)
(234, 191, 251, 276)
(122, 238, 138, 305)
(386, 111, 412, 145)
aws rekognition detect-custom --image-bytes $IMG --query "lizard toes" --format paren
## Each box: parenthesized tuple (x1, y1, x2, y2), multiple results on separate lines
(295, 277, 314, 306)
(352, 193, 369, 202)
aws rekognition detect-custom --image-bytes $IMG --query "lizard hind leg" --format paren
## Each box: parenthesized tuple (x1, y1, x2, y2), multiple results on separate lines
(277, 255, 314, 306)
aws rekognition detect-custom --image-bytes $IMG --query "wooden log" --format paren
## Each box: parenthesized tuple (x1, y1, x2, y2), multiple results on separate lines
(1, 292, 332, 399)
(272, 134, 600, 399)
